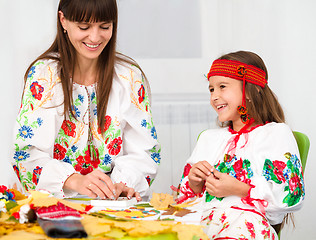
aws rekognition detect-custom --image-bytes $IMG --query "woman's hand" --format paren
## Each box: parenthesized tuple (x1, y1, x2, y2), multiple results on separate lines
(113, 182, 142, 202)
(63, 169, 116, 199)
(188, 161, 213, 194)
(205, 169, 250, 198)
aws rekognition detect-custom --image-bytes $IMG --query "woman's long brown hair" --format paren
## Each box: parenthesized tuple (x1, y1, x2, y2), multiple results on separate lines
(24, 0, 148, 133)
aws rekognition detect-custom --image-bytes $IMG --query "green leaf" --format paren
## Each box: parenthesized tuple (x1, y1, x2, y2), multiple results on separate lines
(27, 171, 32, 180)
(5, 200, 18, 212)
(90, 212, 132, 222)
(99, 165, 111, 172)
(6, 216, 19, 223)
(134, 203, 153, 208)
(14, 144, 20, 152)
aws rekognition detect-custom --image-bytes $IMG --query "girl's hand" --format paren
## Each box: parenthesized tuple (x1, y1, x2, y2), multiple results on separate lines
(205, 169, 250, 198)
(188, 161, 214, 194)
(63, 169, 116, 199)
(113, 182, 142, 202)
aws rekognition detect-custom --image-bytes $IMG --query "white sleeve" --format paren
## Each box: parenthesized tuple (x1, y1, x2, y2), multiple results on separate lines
(177, 130, 213, 203)
(11, 60, 77, 198)
(110, 65, 160, 198)
(244, 123, 305, 224)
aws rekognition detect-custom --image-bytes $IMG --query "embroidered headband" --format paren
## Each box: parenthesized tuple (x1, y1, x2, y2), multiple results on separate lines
(207, 59, 267, 125)
(207, 59, 267, 88)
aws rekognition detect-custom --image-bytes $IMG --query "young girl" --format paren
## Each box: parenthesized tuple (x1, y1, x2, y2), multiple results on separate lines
(177, 51, 305, 239)
(11, 0, 160, 201)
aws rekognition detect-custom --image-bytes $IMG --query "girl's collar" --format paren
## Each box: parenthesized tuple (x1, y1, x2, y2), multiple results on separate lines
(228, 119, 264, 135)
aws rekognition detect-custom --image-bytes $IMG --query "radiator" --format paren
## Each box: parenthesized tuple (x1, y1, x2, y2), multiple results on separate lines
(150, 93, 217, 194)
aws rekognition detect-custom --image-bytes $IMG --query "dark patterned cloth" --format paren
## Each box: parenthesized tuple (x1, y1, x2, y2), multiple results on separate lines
(38, 218, 87, 238)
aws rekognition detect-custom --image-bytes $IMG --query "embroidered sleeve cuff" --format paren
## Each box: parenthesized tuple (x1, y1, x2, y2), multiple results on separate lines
(175, 180, 205, 204)
(241, 181, 268, 214)
(36, 161, 77, 199)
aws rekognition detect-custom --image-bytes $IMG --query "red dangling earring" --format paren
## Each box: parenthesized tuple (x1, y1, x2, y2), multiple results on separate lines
(237, 105, 250, 124)
(237, 66, 250, 125)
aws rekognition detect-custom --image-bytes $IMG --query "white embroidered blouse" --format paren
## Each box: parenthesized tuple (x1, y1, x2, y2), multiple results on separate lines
(12, 59, 160, 198)
(178, 122, 305, 225)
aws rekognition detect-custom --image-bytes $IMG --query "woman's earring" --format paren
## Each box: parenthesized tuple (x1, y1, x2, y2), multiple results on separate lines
(64, 29, 67, 34)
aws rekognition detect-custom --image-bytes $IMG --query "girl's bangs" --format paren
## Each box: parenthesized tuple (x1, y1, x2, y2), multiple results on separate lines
(61, 0, 117, 23)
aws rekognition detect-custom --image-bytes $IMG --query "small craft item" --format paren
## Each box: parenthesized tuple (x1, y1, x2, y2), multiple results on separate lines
(37, 218, 87, 238)
(150, 192, 175, 210)
(35, 202, 87, 238)
(161, 205, 196, 217)
(97, 207, 159, 219)
(91, 197, 137, 208)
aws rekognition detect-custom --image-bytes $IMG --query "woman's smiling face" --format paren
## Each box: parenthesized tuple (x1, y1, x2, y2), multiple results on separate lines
(59, 11, 113, 63)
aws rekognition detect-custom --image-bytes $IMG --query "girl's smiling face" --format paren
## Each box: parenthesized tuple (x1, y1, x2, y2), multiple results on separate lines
(59, 11, 113, 64)
(209, 76, 244, 131)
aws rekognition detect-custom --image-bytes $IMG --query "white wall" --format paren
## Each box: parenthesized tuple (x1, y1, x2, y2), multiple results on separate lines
(1, 0, 315, 239)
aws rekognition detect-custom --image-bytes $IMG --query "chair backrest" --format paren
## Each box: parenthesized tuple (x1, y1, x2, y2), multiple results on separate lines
(293, 131, 310, 173)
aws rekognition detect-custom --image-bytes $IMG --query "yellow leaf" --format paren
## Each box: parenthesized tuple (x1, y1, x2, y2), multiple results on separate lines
(172, 223, 208, 240)
(29, 191, 50, 199)
(31, 197, 58, 207)
(150, 193, 175, 210)
(0, 230, 48, 240)
(9, 189, 27, 201)
(81, 215, 112, 236)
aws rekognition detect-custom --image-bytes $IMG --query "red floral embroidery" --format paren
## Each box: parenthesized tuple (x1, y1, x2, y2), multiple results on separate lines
(202, 210, 215, 224)
(86, 145, 100, 168)
(174, 181, 205, 204)
(245, 221, 256, 239)
(30, 81, 44, 100)
(261, 229, 270, 238)
(98, 115, 112, 134)
(13, 165, 21, 182)
(146, 176, 151, 186)
(220, 213, 227, 223)
(32, 166, 42, 185)
(61, 120, 76, 137)
(183, 163, 192, 178)
(138, 84, 145, 103)
(262, 220, 269, 228)
(107, 137, 122, 155)
(53, 143, 67, 160)
(289, 174, 300, 192)
(273, 160, 286, 183)
(74, 146, 101, 175)
(74, 155, 94, 175)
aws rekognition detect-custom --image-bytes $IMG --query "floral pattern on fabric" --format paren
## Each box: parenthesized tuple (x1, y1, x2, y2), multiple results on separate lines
(142, 119, 161, 165)
(201, 208, 277, 240)
(262, 152, 305, 206)
(120, 70, 151, 114)
(206, 154, 254, 202)
(13, 61, 160, 195)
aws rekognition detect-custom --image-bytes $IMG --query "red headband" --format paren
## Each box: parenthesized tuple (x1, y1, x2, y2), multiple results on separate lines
(207, 59, 267, 88)
(207, 59, 267, 125)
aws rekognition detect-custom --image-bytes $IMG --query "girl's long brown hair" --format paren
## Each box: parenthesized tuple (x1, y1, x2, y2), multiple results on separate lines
(217, 51, 285, 126)
(24, 0, 148, 133)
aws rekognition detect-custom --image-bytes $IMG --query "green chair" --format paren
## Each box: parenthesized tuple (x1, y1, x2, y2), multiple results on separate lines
(273, 131, 310, 237)
(293, 131, 310, 173)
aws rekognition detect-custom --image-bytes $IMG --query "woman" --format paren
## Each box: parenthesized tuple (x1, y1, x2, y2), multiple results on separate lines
(12, 0, 160, 201)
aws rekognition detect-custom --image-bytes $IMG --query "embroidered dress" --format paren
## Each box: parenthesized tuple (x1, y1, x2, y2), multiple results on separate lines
(12, 59, 160, 198)
(178, 123, 305, 239)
